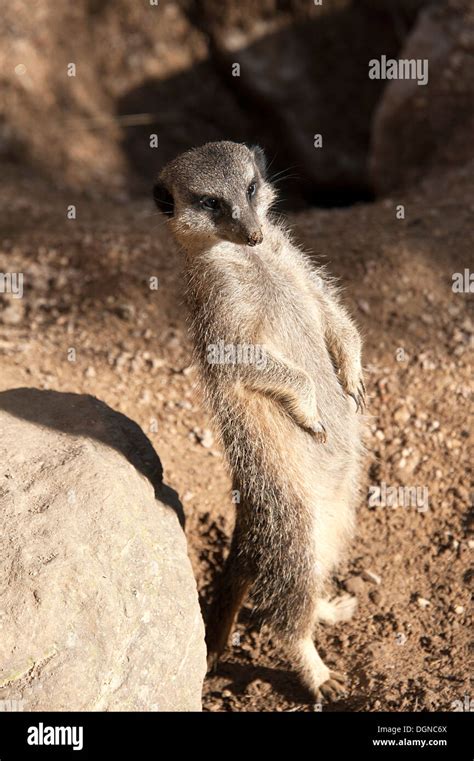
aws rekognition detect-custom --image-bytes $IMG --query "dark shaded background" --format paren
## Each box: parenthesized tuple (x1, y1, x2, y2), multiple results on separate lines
(4, 0, 472, 210)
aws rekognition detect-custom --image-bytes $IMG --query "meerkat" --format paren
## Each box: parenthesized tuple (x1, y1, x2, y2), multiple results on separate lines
(153, 141, 365, 703)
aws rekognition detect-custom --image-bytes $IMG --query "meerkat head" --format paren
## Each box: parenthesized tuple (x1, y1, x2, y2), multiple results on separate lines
(153, 141, 276, 250)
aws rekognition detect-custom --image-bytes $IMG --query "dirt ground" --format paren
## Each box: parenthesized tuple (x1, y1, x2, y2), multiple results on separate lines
(0, 161, 472, 712)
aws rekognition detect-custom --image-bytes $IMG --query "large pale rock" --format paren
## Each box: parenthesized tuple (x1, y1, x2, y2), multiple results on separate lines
(0, 388, 206, 711)
(202, 0, 430, 205)
(370, 0, 474, 193)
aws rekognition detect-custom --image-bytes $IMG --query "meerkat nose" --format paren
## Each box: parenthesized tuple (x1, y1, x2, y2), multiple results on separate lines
(247, 230, 263, 246)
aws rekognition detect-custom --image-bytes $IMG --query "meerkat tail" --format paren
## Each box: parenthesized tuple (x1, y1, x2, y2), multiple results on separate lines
(315, 595, 358, 625)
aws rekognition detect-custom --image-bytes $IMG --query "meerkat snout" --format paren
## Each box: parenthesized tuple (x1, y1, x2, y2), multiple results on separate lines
(153, 141, 275, 250)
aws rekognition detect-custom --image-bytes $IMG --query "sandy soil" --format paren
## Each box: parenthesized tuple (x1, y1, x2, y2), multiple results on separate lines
(0, 162, 471, 711)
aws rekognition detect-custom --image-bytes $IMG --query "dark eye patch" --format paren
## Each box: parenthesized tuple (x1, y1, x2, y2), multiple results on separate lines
(199, 196, 220, 211)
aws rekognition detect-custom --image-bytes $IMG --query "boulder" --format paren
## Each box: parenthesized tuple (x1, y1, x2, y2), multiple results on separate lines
(200, 0, 427, 205)
(1, 0, 432, 203)
(0, 388, 206, 711)
(370, 0, 474, 194)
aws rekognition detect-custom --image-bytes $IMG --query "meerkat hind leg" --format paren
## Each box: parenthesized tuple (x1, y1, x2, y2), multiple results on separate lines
(316, 594, 357, 625)
(206, 555, 251, 672)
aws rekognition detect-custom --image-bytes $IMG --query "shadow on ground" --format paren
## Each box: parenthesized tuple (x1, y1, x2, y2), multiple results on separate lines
(0, 387, 185, 527)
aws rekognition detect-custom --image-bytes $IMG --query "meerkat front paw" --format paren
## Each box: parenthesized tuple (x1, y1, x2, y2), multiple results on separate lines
(349, 380, 366, 413)
(339, 366, 366, 412)
(293, 383, 327, 442)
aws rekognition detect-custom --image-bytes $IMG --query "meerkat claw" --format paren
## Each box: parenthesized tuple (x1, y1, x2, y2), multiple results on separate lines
(349, 385, 365, 413)
(349, 392, 360, 412)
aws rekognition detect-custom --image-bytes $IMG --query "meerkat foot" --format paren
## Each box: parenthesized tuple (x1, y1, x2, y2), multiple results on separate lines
(206, 649, 221, 673)
(316, 594, 357, 625)
(295, 637, 348, 703)
(313, 671, 348, 703)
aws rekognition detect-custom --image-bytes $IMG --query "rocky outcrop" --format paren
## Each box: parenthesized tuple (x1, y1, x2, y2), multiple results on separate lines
(201, 0, 428, 204)
(370, 0, 474, 194)
(1, 0, 431, 203)
(0, 388, 206, 711)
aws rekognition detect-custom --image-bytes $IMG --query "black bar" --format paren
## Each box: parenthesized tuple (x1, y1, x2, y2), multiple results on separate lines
(0, 711, 471, 759)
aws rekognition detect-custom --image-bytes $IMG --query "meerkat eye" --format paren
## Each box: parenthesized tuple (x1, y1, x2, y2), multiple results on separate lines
(247, 181, 257, 198)
(200, 197, 220, 211)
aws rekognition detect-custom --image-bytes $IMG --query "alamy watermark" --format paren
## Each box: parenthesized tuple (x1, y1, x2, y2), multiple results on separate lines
(0, 272, 24, 299)
(368, 482, 429, 513)
(369, 55, 428, 86)
(451, 695, 473, 712)
(207, 341, 267, 369)
(0, 698, 25, 711)
(27, 722, 83, 751)
(452, 269, 473, 293)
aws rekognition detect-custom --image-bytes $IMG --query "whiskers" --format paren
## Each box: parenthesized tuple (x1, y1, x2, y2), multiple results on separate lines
(143, 206, 173, 234)
(269, 164, 300, 187)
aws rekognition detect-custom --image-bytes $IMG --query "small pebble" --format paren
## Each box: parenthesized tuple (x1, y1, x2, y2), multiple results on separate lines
(194, 428, 214, 448)
(362, 570, 382, 585)
(200, 429, 214, 448)
(417, 597, 430, 609)
(393, 406, 411, 426)
(344, 575, 366, 596)
(369, 589, 382, 605)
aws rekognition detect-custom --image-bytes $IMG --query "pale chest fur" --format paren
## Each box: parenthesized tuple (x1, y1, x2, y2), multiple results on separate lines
(233, 236, 329, 372)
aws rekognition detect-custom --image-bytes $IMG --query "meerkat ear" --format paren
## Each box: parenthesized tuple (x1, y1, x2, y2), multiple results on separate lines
(153, 179, 174, 216)
(250, 145, 267, 179)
